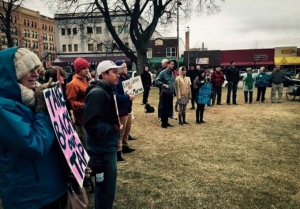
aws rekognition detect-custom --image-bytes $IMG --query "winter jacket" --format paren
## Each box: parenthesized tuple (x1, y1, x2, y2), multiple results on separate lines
(0, 47, 68, 209)
(255, 72, 270, 87)
(175, 75, 191, 99)
(115, 73, 132, 117)
(155, 69, 175, 94)
(210, 70, 225, 87)
(66, 73, 88, 125)
(141, 71, 152, 87)
(186, 69, 198, 86)
(270, 70, 285, 84)
(226, 66, 240, 84)
(84, 80, 120, 154)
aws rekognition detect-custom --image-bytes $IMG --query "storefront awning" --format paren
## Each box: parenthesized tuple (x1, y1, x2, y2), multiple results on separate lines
(274, 57, 300, 65)
(52, 56, 130, 65)
(148, 57, 184, 65)
(221, 61, 274, 66)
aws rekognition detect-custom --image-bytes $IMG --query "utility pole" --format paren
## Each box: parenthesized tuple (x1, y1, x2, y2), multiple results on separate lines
(176, 1, 182, 64)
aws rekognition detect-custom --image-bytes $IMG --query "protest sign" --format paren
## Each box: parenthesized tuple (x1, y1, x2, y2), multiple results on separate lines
(122, 76, 144, 95)
(197, 82, 213, 105)
(43, 82, 90, 188)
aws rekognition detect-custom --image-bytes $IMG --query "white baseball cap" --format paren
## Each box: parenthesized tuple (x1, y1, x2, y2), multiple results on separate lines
(96, 60, 124, 75)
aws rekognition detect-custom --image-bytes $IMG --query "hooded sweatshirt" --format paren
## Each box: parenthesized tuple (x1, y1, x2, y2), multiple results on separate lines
(0, 47, 68, 209)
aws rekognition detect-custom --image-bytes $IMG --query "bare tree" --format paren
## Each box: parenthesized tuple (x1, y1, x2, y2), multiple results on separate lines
(48, 0, 224, 74)
(0, 0, 25, 47)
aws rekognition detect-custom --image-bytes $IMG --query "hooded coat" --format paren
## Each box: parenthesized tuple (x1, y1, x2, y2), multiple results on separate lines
(0, 47, 68, 209)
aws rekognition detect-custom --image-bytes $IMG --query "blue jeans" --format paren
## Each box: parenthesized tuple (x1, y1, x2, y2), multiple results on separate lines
(94, 152, 117, 209)
(226, 82, 238, 104)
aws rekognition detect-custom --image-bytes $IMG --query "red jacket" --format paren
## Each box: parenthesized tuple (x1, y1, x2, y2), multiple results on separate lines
(210, 70, 225, 87)
(66, 74, 88, 125)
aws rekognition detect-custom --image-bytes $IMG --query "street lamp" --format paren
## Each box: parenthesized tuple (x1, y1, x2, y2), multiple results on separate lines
(177, 1, 182, 64)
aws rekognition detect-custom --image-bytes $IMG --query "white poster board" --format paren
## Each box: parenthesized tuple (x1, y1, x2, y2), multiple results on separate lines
(122, 76, 144, 95)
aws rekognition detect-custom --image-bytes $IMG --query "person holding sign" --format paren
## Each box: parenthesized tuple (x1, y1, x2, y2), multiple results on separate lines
(194, 70, 209, 124)
(84, 60, 124, 209)
(175, 66, 191, 125)
(0, 47, 69, 209)
(114, 60, 136, 162)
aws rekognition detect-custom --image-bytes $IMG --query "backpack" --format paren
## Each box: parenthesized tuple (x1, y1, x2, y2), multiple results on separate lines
(144, 103, 155, 113)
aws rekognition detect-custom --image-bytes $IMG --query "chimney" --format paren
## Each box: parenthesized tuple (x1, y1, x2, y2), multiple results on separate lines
(185, 27, 190, 51)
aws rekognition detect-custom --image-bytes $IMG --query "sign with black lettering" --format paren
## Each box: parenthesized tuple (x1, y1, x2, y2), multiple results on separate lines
(122, 76, 144, 95)
(254, 54, 268, 61)
(43, 82, 90, 188)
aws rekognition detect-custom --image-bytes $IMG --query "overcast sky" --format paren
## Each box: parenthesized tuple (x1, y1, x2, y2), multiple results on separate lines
(24, 0, 300, 50)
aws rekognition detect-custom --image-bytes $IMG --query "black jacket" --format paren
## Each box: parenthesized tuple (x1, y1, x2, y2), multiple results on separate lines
(141, 71, 152, 87)
(186, 69, 198, 86)
(84, 80, 120, 154)
(226, 66, 239, 84)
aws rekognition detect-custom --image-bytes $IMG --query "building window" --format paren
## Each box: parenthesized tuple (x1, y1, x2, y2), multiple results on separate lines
(13, 16, 17, 23)
(34, 22, 37, 28)
(61, 28, 65, 36)
(62, 45, 66, 52)
(124, 25, 129, 33)
(147, 48, 152, 58)
(166, 47, 176, 57)
(45, 25, 47, 30)
(68, 44, 72, 52)
(73, 28, 77, 35)
(96, 27, 102, 34)
(67, 28, 71, 35)
(74, 44, 78, 52)
(31, 21, 34, 27)
(88, 44, 94, 51)
(23, 19, 26, 26)
(97, 43, 103, 51)
(32, 31, 35, 38)
(87, 27, 93, 34)
(117, 26, 122, 33)
(26, 20, 29, 26)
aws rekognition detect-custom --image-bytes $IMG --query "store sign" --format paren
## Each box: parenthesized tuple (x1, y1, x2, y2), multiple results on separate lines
(275, 46, 297, 57)
(155, 39, 163, 46)
(196, 57, 209, 64)
(254, 54, 268, 61)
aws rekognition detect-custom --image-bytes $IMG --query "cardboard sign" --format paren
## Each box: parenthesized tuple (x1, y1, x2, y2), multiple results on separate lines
(197, 82, 213, 105)
(122, 76, 144, 95)
(43, 83, 90, 188)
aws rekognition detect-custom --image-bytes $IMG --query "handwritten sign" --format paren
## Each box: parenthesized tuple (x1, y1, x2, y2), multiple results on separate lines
(197, 82, 213, 105)
(43, 83, 90, 188)
(122, 76, 144, 95)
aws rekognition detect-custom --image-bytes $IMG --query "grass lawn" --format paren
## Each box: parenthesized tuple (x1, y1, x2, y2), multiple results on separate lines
(1, 87, 300, 209)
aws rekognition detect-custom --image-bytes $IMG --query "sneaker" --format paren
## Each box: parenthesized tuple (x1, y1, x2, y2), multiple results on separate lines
(122, 147, 136, 154)
(166, 123, 173, 127)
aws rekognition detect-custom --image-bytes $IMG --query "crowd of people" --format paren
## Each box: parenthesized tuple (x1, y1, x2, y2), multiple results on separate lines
(0, 45, 291, 209)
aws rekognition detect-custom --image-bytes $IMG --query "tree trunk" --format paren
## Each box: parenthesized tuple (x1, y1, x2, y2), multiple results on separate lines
(136, 48, 148, 76)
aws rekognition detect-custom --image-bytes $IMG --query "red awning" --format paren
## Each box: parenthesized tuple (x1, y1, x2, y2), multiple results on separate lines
(221, 61, 274, 66)
(52, 56, 130, 65)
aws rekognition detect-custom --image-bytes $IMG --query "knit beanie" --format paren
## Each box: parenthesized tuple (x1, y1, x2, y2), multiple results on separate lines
(74, 57, 90, 73)
(115, 60, 125, 66)
(14, 48, 41, 80)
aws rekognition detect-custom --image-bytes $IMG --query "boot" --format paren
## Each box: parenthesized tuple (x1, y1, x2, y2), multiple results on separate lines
(200, 110, 205, 123)
(178, 115, 183, 125)
(182, 113, 189, 124)
(196, 111, 200, 124)
(122, 146, 136, 154)
(117, 151, 125, 162)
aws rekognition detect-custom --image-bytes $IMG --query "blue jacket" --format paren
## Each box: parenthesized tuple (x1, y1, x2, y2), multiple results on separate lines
(115, 73, 132, 117)
(0, 47, 68, 209)
(255, 72, 270, 87)
(155, 69, 175, 94)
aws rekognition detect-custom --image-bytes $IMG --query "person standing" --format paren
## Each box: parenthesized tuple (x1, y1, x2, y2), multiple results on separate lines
(210, 66, 225, 105)
(255, 66, 270, 103)
(175, 66, 191, 125)
(84, 60, 124, 209)
(0, 47, 69, 209)
(66, 57, 90, 148)
(141, 66, 152, 105)
(155, 60, 175, 128)
(114, 60, 136, 163)
(186, 63, 197, 109)
(157, 59, 168, 120)
(243, 68, 254, 104)
(270, 65, 285, 103)
(194, 70, 208, 124)
(226, 61, 240, 105)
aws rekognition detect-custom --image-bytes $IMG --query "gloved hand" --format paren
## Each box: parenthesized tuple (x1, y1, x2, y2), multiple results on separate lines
(35, 78, 57, 113)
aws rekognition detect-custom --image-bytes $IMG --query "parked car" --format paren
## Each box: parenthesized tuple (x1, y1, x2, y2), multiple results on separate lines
(239, 71, 246, 80)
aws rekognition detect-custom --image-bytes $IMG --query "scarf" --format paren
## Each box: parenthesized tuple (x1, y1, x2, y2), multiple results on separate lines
(245, 74, 253, 89)
(18, 81, 41, 108)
